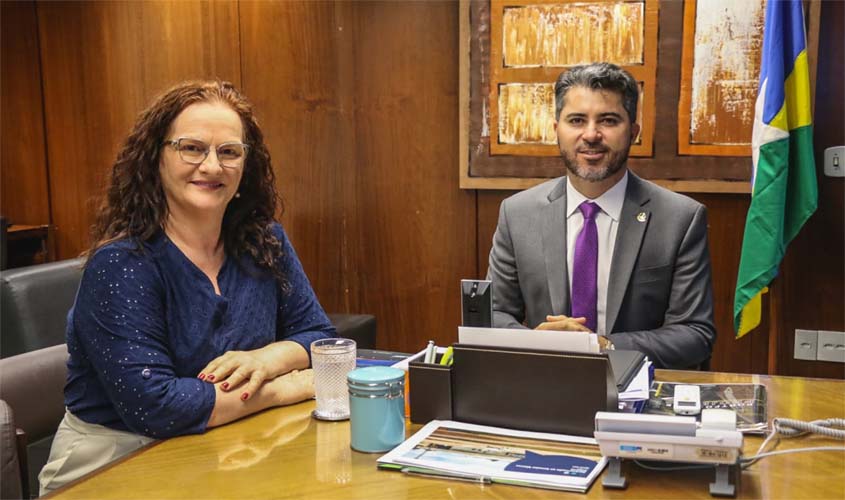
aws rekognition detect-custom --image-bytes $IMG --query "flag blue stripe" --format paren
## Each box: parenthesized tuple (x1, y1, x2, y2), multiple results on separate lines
(759, 0, 807, 125)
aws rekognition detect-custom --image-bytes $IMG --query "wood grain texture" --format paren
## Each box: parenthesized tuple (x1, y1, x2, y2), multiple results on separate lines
(346, 1, 476, 352)
(48, 371, 845, 500)
(686, 193, 770, 375)
(239, 0, 353, 314)
(777, 0, 845, 380)
(36, 0, 241, 259)
(1, 1, 50, 226)
(241, 1, 475, 353)
(476, 190, 510, 278)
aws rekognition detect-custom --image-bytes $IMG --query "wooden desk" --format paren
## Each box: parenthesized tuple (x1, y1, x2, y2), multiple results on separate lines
(48, 371, 845, 499)
(6, 224, 56, 267)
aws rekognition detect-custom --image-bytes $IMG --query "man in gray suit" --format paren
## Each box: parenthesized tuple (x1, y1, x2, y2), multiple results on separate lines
(487, 63, 715, 369)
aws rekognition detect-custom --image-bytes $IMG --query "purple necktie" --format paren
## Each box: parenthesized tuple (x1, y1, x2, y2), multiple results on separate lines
(571, 201, 600, 332)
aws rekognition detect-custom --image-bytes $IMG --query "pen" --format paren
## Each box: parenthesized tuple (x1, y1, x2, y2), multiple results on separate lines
(424, 340, 436, 364)
(401, 467, 491, 485)
(439, 346, 454, 366)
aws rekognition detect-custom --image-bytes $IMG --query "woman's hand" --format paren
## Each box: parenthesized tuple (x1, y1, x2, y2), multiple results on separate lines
(198, 348, 277, 401)
(267, 369, 315, 406)
(205, 369, 315, 428)
(198, 341, 310, 401)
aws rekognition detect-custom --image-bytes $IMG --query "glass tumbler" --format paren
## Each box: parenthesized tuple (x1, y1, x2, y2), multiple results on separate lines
(311, 338, 357, 420)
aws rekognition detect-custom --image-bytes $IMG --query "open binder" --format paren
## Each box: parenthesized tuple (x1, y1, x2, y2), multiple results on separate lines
(410, 344, 643, 437)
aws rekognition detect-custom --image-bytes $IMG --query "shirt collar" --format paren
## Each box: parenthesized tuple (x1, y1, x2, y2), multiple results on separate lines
(566, 170, 629, 222)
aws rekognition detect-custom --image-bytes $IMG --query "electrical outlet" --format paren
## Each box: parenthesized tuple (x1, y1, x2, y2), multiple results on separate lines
(794, 329, 817, 361)
(817, 331, 845, 363)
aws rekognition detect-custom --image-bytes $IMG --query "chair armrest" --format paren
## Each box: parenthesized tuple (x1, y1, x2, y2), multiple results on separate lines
(0, 399, 24, 500)
(0, 344, 68, 443)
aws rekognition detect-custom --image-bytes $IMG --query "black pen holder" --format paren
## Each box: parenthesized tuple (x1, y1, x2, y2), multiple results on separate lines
(409, 354, 453, 424)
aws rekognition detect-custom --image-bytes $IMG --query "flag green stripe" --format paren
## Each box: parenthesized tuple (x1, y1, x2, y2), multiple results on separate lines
(733, 125, 817, 331)
(782, 125, 818, 242)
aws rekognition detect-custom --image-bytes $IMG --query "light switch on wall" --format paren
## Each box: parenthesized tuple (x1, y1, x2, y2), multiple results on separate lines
(824, 146, 845, 177)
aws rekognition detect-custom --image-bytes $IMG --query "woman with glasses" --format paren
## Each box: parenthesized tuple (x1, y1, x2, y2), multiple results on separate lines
(39, 81, 335, 494)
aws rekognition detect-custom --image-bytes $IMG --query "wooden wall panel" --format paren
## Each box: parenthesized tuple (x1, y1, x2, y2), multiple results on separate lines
(239, 1, 353, 315)
(688, 194, 769, 375)
(777, 0, 845, 379)
(1, 1, 50, 226)
(476, 190, 508, 277)
(36, 1, 241, 259)
(9, 0, 841, 375)
(242, 1, 474, 353)
(348, 1, 475, 352)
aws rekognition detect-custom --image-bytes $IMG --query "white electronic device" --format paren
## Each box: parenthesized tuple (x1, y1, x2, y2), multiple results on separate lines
(594, 410, 743, 497)
(673, 384, 702, 416)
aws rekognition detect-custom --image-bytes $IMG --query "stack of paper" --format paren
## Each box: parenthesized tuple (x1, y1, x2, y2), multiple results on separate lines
(458, 327, 601, 353)
(618, 360, 652, 413)
(378, 420, 606, 492)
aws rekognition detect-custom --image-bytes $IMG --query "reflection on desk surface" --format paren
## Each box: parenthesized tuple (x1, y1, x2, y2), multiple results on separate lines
(48, 370, 845, 500)
(213, 401, 312, 471)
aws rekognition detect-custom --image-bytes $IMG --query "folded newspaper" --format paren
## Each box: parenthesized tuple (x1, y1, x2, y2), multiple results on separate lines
(378, 420, 606, 492)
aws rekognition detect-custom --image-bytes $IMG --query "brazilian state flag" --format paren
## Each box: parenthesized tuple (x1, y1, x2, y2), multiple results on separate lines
(734, 0, 818, 338)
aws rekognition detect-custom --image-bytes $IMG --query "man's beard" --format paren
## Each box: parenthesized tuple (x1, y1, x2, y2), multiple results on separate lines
(560, 144, 630, 182)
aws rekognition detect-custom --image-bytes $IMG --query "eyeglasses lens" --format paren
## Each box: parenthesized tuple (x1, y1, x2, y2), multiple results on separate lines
(176, 139, 246, 167)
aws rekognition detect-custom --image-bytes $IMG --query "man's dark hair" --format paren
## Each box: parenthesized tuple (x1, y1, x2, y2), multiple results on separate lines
(554, 63, 639, 123)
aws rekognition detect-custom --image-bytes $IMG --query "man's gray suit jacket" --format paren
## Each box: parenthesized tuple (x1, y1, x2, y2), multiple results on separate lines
(486, 173, 716, 369)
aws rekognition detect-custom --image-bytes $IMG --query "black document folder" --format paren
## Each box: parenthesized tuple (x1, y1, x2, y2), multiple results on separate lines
(608, 350, 647, 391)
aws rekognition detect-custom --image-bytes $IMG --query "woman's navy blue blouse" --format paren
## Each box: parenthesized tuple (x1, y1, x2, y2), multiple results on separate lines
(64, 224, 335, 438)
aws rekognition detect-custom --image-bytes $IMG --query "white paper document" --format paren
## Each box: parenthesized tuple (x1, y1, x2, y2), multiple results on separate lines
(619, 361, 652, 401)
(378, 420, 606, 492)
(458, 327, 600, 354)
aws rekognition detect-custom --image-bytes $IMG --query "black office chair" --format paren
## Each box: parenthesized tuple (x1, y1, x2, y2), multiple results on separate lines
(0, 345, 69, 499)
(327, 313, 376, 349)
(0, 259, 84, 359)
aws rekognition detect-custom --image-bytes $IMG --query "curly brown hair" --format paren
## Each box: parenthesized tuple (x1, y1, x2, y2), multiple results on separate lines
(86, 80, 286, 286)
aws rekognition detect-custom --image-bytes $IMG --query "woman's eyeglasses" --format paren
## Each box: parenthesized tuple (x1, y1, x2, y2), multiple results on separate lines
(163, 138, 249, 169)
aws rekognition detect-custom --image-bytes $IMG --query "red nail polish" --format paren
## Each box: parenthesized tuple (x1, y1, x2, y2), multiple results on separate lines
(198, 374, 206, 380)
(207, 375, 215, 382)
(221, 382, 229, 390)
(241, 392, 249, 401)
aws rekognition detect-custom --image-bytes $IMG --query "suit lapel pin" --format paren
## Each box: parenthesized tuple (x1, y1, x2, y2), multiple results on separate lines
(636, 212, 647, 223)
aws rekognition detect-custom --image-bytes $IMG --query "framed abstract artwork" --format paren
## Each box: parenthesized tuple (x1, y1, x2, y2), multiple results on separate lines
(677, 0, 764, 156)
(459, 0, 819, 192)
